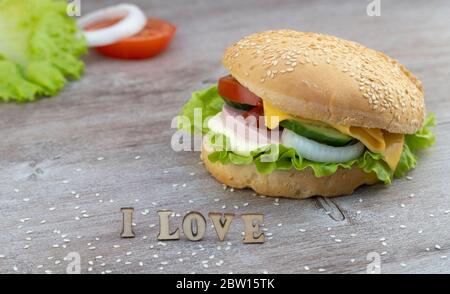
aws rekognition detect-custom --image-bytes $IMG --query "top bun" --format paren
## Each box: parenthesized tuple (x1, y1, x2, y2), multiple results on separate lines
(223, 30, 425, 134)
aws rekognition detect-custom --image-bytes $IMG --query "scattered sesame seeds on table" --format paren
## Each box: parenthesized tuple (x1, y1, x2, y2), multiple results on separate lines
(0, 0, 449, 274)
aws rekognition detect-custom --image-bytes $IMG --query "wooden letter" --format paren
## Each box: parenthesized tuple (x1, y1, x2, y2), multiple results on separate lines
(157, 210, 180, 240)
(209, 212, 235, 241)
(241, 214, 265, 244)
(182, 211, 206, 241)
(121, 208, 135, 238)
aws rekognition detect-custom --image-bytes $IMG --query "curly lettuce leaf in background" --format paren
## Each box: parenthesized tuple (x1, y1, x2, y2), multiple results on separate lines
(0, 0, 87, 102)
(179, 86, 436, 184)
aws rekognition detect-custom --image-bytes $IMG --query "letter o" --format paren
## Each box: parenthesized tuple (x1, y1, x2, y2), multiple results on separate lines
(182, 212, 206, 241)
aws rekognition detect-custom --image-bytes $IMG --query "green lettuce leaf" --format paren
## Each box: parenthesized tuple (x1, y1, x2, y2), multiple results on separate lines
(180, 86, 436, 184)
(0, 0, 87, 102)
(404, 113, 436, 152)
(178, 86, 224, 134)
(207, 133, 394, 184)
(394, 113, 436, 178)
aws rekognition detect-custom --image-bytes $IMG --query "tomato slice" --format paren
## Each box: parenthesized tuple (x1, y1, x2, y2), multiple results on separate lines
(85, 18, 176, 60)
(218, 75, 262, 106)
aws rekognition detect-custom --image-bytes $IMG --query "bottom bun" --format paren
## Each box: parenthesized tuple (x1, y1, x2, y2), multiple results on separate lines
(201, 143, 379, 199)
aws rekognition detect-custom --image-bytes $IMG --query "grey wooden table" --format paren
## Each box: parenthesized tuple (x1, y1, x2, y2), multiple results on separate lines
(1, 0, 449, 274)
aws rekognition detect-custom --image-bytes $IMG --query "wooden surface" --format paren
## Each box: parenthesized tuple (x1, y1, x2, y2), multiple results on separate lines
(0, 0, 449, 274)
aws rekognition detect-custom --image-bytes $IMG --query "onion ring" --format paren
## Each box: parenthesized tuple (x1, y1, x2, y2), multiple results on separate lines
(78, 4, 147, 47)
(207, 106, 280, 155)
(281, 129, 365, 163)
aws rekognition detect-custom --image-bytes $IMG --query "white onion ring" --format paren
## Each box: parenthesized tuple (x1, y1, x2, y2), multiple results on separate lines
(207, 105, 280, 155)
(77, 4, 147, 47)
(281, 129, 364, 163)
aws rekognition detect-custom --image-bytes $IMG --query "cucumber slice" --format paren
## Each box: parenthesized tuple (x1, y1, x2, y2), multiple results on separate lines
(223, 99, 254, 111)
(280, 119, 353, 147)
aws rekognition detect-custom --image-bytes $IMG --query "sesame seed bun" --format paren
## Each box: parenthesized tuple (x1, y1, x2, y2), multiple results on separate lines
(201, 141, 379, 199)
(223, 30, 425, 134)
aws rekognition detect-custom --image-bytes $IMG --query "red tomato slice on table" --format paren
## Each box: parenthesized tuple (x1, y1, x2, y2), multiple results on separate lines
(85, 18, 176, 60)
(218, 75, 262, 106)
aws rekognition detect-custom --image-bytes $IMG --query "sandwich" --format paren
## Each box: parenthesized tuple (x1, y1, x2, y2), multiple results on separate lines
(179, 30, 435, 199)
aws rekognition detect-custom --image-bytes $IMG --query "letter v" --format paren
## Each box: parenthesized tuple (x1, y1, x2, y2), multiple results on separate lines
(209, 212, 235, 241)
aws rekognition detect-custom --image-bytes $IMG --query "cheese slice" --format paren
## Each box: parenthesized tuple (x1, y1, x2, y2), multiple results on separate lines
(332, 125, 404, 170)
(263, 101, 404, 170)
(264, 102, 294, 129)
